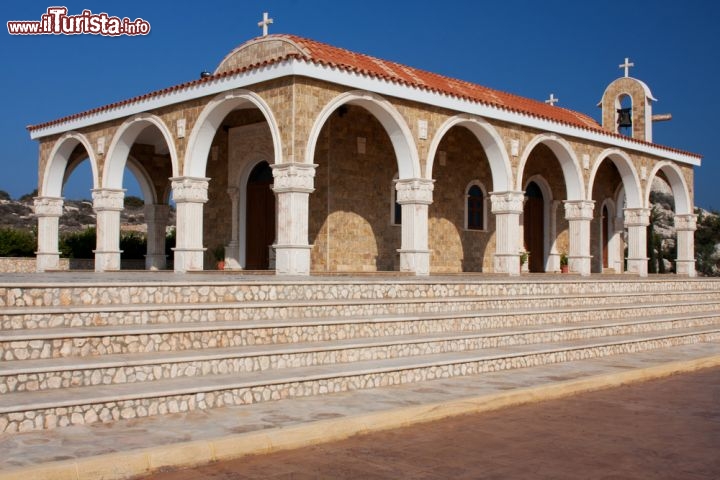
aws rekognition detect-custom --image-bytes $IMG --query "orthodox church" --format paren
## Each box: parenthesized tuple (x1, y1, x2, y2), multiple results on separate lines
(28, 23, 701, 277)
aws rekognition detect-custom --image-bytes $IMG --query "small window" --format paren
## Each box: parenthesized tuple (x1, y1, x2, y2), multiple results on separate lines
(466, 183, 485, 231)
(392, 175, 402, 226)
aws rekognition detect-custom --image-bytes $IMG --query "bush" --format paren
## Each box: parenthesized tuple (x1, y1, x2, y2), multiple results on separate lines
(18, 189, 38, 202)
(120, 231, 146, 259)
(124, 196, 144, 209)
(60, 227, 96, 258)
(0, 228, 36, 257)
(0, 190, 10, 201)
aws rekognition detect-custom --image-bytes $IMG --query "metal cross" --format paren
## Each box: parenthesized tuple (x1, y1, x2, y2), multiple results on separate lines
(258, 12, 273, 36)
(545, 93, 559, 106)
(619, 57, 634, 77)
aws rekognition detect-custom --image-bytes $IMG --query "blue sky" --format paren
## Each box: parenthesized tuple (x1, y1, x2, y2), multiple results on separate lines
(2, 1, 719, 208)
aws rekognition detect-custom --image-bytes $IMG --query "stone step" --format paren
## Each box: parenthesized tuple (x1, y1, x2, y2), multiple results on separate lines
(2, 313, 719, 394)
(1, 326, 717, 432)
(2, 278, 718, 308)
(3, 289, 720, 330)
(2, 299, 719, 361)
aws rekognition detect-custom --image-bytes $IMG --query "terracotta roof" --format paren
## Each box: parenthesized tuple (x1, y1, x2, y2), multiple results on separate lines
(27, 34, 701, 160)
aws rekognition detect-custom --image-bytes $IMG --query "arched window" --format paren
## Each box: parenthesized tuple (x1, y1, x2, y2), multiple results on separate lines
(465, 182, 486, 231)
(391, 174, 401, 226)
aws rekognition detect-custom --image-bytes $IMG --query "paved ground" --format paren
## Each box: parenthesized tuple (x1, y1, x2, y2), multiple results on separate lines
(144, 366, 720, 480)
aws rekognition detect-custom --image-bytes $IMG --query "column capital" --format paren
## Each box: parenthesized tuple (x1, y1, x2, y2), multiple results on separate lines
(674, 213, 697, 232)
(624, 207, 651, 227)
(271, 163, 317, 193)
(563, 200, 595, 220)
(92, 188, 125, 211)
(395, 178, 434, 205)
(490, 191, 525, 214)
(33, 196, 64, 217)
(171, 177, 209, 203)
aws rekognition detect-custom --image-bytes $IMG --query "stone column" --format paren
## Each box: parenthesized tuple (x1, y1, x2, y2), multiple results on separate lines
(674, 213, 697, 277)
(490, 191, 524, 276)
(144, 204, 170, 270)
(564, 200, 594, 276)
(271, 163, 316, 276)
(396, 178, 434, 276)
(92, 188, 125, 272)
(614, 216, 626, 273)
(224, 187, 241, 270)
(33, 196, 63, 272)
(624, 207, 650, 277)
(171, 177, 209, 272)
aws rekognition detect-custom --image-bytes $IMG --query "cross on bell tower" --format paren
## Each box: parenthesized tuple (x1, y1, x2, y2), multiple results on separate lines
(545, 93, 559, 106)
(258, 12, 273, 36)
(619, 57, 634, 77)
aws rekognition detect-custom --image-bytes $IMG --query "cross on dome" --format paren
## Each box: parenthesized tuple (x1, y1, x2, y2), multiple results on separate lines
(258, 12, 273, 36)
(619, 57, 634, 77)
(545, 93, 559, 106)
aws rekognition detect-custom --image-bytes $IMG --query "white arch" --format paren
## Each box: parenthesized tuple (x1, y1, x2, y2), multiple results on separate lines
(184, 89, 282, 177)
(426, 115, 512, 191)
(305, 90, 420, 179)
(588, 148, 642, 209)
(517, 134, 584, 200)
(41, 132, 99, 197)
(125, 157, 159, 204)
(645, 161, 692, 214)
(104, 113, 178, 190)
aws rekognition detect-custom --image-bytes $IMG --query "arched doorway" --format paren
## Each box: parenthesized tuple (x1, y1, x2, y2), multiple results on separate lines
(602, 204, 610, 269)
(245, 161, 275, 270)
(524, 181, 544, 272)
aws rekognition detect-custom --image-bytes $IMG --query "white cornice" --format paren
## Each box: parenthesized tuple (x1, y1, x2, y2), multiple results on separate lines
(30, 58, 701, 167)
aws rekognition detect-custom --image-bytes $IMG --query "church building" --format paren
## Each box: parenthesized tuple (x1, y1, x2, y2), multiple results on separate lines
(27, 28, 701, 277)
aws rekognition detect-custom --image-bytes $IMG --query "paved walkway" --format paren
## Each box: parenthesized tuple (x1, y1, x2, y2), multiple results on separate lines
(1, 343, 718, 480)
(145, 364, 720, 480)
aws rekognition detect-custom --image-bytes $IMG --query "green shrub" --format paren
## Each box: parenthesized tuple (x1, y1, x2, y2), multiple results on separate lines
(120, 231, 146, 259)
(0, 228, 36, 257)
(60, 228, 96, 258)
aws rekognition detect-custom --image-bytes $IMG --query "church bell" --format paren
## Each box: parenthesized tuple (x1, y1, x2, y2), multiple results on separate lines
(617, 108, 632, 128)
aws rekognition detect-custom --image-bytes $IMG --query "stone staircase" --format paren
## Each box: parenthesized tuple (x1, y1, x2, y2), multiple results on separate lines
(1, 277, 719, 434)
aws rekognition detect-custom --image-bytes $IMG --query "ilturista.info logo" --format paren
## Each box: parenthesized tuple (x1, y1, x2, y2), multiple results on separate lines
(7, 7, 150, 36)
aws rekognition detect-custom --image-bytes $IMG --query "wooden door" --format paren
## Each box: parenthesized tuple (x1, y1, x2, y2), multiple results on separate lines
(245, 162, 275, 270)
(602, 205, 609, 269)
(523, 182, 545, 273)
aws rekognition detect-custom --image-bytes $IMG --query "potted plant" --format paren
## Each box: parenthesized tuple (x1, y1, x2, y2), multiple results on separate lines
(519, 250, 529, 272)
(212, 245, 225, 271)
(560, 252, 569, 273)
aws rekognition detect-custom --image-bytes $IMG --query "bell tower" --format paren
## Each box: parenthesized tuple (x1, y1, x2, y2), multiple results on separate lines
(599, 58, 658, 142)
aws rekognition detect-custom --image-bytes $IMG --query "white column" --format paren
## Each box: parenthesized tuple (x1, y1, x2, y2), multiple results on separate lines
(564, 200, 594, 276)
(396, 178, 434, 276)
(93, 188, 125, 272)
(271, 163, 316, 276)
(224, 187, 241, 270)
(490, 191, 524, 276)
(624, 207, 650, 277)
(171, 177, 209, 272)
(613, 216, 626, 273)
(33, 196, 63, 272)
(144, 204, 170, 270)
(674, 213, 697, 277)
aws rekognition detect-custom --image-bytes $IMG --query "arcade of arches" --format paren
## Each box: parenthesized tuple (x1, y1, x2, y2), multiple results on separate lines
(29, 35, 701, 277)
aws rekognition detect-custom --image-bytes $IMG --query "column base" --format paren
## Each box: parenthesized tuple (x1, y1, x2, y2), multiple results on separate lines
(568, 255, 592, 276)
(675, 259, 697, 277)
(398, 249, 430, 276)
(145, 254, 168, 271)
(94, 251, 122, 272)
(173, 248, 206, 273)
(493, 253, 520, 276)
(35, 252, 60, 272)
(626, 258, 648, 277)
(275, 244, 312, 276)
